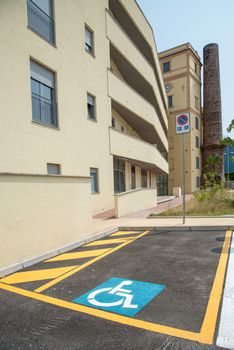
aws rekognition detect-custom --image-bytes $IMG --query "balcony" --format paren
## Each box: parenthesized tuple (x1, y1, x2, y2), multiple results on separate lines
(106, 11, 168, 130)
(110, 127, 168, 174)
(108, 70, 168, 152)
(27, 0, 55, 44)
(32, 93, 57, 127)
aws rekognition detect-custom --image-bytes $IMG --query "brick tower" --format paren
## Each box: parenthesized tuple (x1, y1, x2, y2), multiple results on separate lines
(203, 43, 224, 179)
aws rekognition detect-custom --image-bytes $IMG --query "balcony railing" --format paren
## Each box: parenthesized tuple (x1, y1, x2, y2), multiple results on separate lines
(32, 93, 57, 127)
(27, 0, 55, 44)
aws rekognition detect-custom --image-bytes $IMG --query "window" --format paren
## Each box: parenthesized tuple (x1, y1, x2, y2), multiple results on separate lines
(163, 61, 170, 73)
(30, 60, 57, 127)
(27, 0, 55, 44)
(195, 116, 199, 130)
(85, 26, 94, 54)
(87, 94, 96, 120)
(131, 165, 136, 190)
(114, 158, 125, 193)
(168, 95, 173, 108)
(112, 117, 115, 128)
(196, 136, 200, 148)
(196, 157, 200, 169)
(196, 176, 200, 188)
(195, 96, 199, 110)
(121, 126, 124, 132)
(141, 169, 147, 188)
(195, 62, 197, 74)
(47, 163, 60, 175)
(90, 168, 99, 193)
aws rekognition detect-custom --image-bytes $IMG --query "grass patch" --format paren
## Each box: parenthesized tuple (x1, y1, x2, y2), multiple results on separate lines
(150, 189, 234, 217)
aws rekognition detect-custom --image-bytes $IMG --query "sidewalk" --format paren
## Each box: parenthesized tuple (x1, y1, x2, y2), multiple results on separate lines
(91, 194, 234, 237)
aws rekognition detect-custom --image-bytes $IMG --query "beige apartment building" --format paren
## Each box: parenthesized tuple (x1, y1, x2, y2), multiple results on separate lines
(0, 0, 168, 273)
(159, 43, 202, 194)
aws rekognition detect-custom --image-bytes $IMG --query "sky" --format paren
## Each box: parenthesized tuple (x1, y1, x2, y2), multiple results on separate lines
(137, 0, 234, 137)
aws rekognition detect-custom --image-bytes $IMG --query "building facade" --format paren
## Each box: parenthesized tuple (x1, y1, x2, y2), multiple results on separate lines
(159, 43, 202, 194)
(0, 0, 168, 273)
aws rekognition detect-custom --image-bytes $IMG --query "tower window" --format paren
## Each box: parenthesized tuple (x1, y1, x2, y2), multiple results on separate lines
(168, 95, 173, 108)
(163, 61, 170, 73)
(195, 116, 199, 130)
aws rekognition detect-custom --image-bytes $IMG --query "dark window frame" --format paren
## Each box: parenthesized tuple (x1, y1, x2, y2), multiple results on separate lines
(87, 93, 96, 120)
(114, 158, 125, 193)
(30, 61, 58, 128)
(163, 61, 170, 73)
(195, 116, 199, 130)
(85, 25, 94, 55)
(90, 168, 99, 194)
(141, 169, 147, 188)
(27, 0, 55, 45)
(168, 95, 173, 108)
(47, 163, 61, 175)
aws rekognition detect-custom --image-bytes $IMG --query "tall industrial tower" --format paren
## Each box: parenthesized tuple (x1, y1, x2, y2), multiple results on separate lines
(203, 43, 224, 178)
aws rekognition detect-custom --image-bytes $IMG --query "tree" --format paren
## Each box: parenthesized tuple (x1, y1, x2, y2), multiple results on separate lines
(202, 154, 222, 188)
(226, 119, 234, 133)
(221, 120, 234, 147)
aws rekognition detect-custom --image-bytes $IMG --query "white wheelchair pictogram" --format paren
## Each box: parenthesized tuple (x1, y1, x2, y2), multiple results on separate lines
(87, 280, 138, 309)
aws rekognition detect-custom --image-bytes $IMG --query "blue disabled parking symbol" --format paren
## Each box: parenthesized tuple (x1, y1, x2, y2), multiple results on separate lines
(73, 277, 166, 317)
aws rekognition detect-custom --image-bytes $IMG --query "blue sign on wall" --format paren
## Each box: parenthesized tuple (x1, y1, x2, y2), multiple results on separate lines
(73, 277, 166, 317)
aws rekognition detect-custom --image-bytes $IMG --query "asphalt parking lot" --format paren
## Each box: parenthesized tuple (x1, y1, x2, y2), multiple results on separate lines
(0, 228, 232, 350)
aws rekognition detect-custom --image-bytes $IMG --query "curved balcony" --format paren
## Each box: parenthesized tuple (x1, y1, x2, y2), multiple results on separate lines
(108, 70, 168, 153)
(110, 127, 168, 174)
(106, 10, 168, 129)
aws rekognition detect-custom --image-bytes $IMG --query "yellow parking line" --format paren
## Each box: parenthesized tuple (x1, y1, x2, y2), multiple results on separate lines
(199, 229, 232, 344)
(0, 282, 200, 342)
(0, 230, 230, 344)
(0, 266, 78, 285)
(34, 231, 149, 293)
(111, 231, 140, 236)
(46, 249, 111, 262)
(84, 237, 136, 247)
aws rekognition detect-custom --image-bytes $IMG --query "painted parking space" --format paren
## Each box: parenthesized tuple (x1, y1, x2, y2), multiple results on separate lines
(73, 277, 166, 317)
(0, 228, 232, 349)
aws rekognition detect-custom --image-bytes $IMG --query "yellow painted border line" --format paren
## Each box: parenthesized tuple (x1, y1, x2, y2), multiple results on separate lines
(0, 282, 200, 342)
(35, 231, 149, 293)
(199, 229, 232, 344)
(0, 230, 231, 345)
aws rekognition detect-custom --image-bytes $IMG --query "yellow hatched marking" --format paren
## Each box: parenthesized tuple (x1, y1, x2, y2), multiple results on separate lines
(1, 266, 77, 285)
(0, 230, 230, 344)
(34, 231, 149, 293)
(111, 231, 140, 236)
(46, 249, 111, 262)
(199, 229, 232, 344)
(84, 237, 135, 247)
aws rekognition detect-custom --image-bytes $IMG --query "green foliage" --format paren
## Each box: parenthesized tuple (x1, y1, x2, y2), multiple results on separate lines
(203, 154, 222, 188)
(151, 188, 233, 217)
(227, 119, 234, 132)
(205, 154, 222, 166)
(220, 136, 234, 147)
(196, 183, 224, 202)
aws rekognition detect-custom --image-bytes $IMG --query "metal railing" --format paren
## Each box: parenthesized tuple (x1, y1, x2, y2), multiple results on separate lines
(27, 0, 55, 44)
(32, 93, 57, 127)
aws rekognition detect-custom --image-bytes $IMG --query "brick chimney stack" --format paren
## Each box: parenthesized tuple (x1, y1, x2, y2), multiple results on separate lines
(202, 43, 224, 179)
